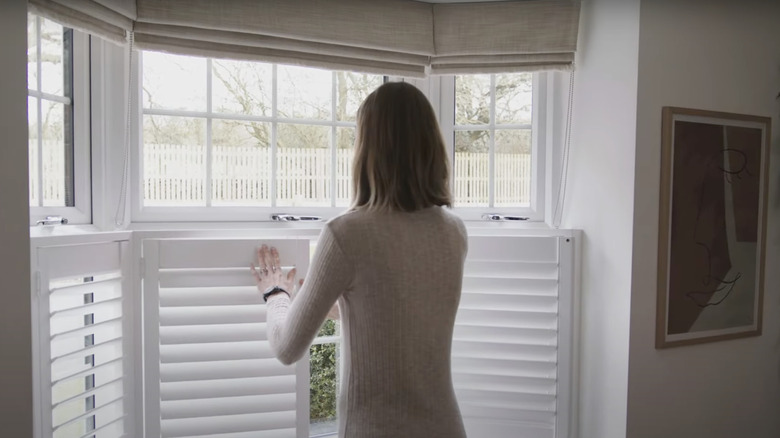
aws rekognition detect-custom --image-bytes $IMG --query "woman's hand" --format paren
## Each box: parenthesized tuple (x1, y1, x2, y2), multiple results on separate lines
(251, 245, 297, 298)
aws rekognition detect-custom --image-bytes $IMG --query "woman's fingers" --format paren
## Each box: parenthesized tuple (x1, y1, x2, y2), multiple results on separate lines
(286, 267, 297, 285)
(271, 247, 282, 272)
(250, 264, 261, 282)
(262, 245, 275, 272)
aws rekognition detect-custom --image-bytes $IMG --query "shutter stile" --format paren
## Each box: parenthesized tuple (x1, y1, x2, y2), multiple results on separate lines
(35, 239, 132, 438)
(453, 235, 573, 438)
(144, 239, 311, 438)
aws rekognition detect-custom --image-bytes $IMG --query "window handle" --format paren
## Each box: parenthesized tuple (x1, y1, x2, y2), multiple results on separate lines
(482, 213, 529, 221)
(271, 214, 323, 222)
(36, 216, 69, 226)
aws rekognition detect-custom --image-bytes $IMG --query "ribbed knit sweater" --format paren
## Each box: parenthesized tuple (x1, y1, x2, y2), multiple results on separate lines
(266, 206, 468, 438)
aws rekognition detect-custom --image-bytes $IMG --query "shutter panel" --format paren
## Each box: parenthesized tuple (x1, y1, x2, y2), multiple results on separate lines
(34, 239, 133, 438)
(143, 238, 311, 438)
(454, 235, 575, 438)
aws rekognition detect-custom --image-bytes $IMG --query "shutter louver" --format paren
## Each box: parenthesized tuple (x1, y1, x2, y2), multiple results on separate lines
(34, 239, 132, 438)
(454, 235, 575, 438)
(143, 239, 311, 438)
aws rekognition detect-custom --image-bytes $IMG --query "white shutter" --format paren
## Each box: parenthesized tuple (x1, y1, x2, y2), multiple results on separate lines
(33, 238, 133, 438)
(454, 235, 576, 438)
(142, 238, 311, 438)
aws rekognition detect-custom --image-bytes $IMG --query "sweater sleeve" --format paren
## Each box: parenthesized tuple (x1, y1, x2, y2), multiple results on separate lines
(266, 223, 352, 365)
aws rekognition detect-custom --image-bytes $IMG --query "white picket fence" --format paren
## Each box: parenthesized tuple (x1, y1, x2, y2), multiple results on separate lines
(29, 141, 68, 206)
(32, 142, 532, 207)
(145, 144, 531, 206)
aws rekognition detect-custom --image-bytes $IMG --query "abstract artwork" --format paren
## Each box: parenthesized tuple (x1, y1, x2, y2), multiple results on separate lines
(656, 107, 771, 348)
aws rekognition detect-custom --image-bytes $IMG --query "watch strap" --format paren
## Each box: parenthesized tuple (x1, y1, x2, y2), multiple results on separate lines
(263, 285, 290, 302)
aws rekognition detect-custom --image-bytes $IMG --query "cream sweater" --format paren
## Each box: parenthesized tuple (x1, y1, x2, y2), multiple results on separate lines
(266, 206, 468, 438)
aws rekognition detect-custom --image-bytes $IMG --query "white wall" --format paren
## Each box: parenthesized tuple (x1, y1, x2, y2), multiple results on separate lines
(0, 0, 33, 436)
(627, 0, 780, 437)
(561, 0, 641, 437)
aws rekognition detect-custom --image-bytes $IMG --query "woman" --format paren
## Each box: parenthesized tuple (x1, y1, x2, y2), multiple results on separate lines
(252, 82, 468, 438)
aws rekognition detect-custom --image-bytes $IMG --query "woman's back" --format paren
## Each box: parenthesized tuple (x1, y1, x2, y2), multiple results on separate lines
(327, 206, 468, 438)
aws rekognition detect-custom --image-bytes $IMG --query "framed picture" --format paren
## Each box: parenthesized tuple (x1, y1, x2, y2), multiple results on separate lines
(656, 107, 771, 348)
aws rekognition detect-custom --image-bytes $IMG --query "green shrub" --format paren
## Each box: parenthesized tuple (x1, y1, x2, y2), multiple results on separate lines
(310, 319, 338, 422)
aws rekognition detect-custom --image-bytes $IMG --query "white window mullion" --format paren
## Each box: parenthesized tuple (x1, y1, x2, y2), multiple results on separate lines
(488, 74, 496, 207)
(438, 76, 456, 196)
(330, 72, 337, 207)
(271, 65, 278, 208)
(205, 58, 213, 207)
(36, 16, 44, 207)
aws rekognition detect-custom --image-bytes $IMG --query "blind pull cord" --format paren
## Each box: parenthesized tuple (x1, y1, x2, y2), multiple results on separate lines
(114, 31, 134, 229)
(552, 68, 575, 229)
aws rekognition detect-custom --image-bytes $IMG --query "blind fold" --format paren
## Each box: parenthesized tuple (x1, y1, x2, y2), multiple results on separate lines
(431, 0, 580, 74)
(30, 0, 580, 75)
(28, 0, 134, 43)
(143, 239, 311, 438)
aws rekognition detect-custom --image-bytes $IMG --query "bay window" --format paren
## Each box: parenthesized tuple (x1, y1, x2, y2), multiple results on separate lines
(134, 51, 544, 222)
(27, 2, 580, 438)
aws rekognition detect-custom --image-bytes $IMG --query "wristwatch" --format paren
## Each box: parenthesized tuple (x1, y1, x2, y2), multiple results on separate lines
(263, 285, 289, 302)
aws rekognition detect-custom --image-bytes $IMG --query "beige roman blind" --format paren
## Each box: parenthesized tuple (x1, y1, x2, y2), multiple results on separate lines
(431, 0, 580, 74)
(133, 0, 434, 77)
(28, 0, 581, 76)
(27, 0, 135, 43)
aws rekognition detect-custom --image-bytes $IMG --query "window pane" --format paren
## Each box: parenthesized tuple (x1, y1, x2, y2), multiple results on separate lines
(40, 18, 66, 96)
(276, 124, 331, 206)
(143, 115, 207, 206)
(495, 73, 532, 125)
(277, 65, 331, 120)
(212, 59, 272, 116)
(454, 130, 489, 207)
(42, 100, 72, 207)
(310, 342, 338, 435)
(494, 129, 532, 207)
(143, 52, 207, 111)
(29, 97, 39, 206)
(455, 74, 491, 126)
(335, 72, 382, 122)
(27, 15, 37, 91)
(335, 127, 355, 206)
(211, 120, 271, 206)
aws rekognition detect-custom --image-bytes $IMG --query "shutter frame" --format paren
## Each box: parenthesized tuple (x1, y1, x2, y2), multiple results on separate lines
(32, 236, 134, 438)
(455, 234, 577, 438)
(142, 238, 312, 438)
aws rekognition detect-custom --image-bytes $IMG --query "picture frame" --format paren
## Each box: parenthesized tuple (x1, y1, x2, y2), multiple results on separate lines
(656, 107, 771, 348)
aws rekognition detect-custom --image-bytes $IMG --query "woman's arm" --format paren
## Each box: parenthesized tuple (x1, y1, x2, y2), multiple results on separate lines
(254, 225, 351, 365)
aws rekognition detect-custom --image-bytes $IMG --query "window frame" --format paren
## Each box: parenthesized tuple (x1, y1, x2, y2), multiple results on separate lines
(28, 16, 92, 226)
(432, 73, 546, 222)
(130, 51, 548, 224)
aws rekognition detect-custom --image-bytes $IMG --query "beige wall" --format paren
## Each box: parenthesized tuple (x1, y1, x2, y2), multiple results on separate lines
(0, 0, 34, 435)
(628, 0, 780, 436)
(562, 0, 641, 437)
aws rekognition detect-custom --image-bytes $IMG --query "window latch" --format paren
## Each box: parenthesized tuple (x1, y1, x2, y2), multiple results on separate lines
(482, 214, 529, 221)
(271, 214, 322, 222)
(36, 216, 69, 226)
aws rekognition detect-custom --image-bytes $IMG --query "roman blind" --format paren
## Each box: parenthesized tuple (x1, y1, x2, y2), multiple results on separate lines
(27, 0, 580, 76)
(142, 238, 312, 438)
(33, 237, 133, 438)
(27, 0, 135, 43)
(455, 234, 575, 438)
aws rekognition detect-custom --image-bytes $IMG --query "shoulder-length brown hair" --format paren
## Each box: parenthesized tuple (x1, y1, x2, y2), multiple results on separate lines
(351, 81, 452, 212)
